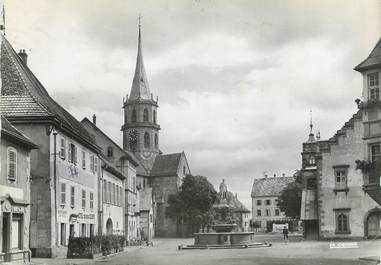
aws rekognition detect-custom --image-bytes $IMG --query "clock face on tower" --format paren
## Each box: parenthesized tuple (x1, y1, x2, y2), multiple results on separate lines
(141, 151, 153, 160)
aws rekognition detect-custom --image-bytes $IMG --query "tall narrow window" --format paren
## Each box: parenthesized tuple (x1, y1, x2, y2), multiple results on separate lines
(335, 210, 350, 234)
(368, 72, 380, 100)
(82, 150, 86, 169)
(275, 209, 280, 216)
(144, 132, 150, 148)
(153, 110, 157, 124)
(155, 134, 158, 149)
(370, 143, 381, 162)
(266, 209, 270, 216)
(70, 186, 75, 208)
(60, 223, 66, 246)
(113, 183, 116, 205)
(90, 155, 94, 173)
(143, 108, 149, 122)
(257, 210, 261, 216)
(108, 181, 112, 204)
(7, 147, 17, 181)
(94, 157, 98, 174)
(131, 109, 137, 122)
(90, 192, 94, 209)
(103, 179, 107, 203)
(129, 130, 138, 151)
(60, 183, 66, 205)
(82, 190, 86, 209)
(60, 138, 66, 159)
(107, 146, 113, 158)
(68, 143, 77, 164)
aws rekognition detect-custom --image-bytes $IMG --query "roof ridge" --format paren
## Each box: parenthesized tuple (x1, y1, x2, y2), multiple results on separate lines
(2, 37, 52, 116)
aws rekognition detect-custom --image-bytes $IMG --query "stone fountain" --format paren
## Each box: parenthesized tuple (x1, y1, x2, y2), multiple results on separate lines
(180, 180, 271, 250)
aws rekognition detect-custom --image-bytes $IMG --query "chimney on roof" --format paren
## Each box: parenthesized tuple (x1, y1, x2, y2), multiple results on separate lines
(92, 114, 96, 125)
(18, 49, 28, 65)
(282, 173, 286, 177)
(273, 174, 276, 178)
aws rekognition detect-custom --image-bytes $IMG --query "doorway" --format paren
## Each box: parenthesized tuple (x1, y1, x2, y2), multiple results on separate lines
(367, 211, 381, 238)
(2, 214, 9, 253)
(106, 218, 113, 235)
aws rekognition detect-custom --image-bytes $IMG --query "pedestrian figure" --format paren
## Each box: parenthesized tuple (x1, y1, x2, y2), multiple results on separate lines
(283, 226, 289, 244)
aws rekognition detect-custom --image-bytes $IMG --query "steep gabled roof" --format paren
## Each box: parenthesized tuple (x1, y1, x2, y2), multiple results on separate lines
(354, 37, 381, 72)
(251, 176, 295, 197)
(1, 117, 38, 149)
(0, 35, 99, 152)
(150, 152, 183, 176)
(81, 117, 140, 167)
(129, 25, 151, 101)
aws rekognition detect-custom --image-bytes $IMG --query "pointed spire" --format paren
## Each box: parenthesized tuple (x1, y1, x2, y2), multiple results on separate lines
(129, 14, 151, 101)
(307, 109, 316, 142)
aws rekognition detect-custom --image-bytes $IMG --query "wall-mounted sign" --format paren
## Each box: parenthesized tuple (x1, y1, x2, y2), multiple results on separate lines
(69, 214, 78, 223)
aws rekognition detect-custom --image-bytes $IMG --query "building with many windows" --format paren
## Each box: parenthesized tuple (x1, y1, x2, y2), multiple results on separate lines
(81, 117, 142, 241)
(251, 175, 295, 232)
(0, 117, 38, 262)
(300, 37, 381, 240)
(0, 35, 101, 257)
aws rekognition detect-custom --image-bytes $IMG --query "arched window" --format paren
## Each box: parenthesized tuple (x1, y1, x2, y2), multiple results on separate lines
(131, 109, 137, 123)
(144, 132, 150, 148)
(7, 147, 17, 181)
(337, 213, 349, 233)
(143, 108, 149, 122)
(129, 130, 139, 151)
(154, 134, 158, 149)
(153, 110, 157, 124)
(107, 146, 113, 158)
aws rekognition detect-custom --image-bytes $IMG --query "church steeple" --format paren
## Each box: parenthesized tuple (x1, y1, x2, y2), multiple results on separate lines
(122, 17, 160, 170)
(129, 16, 151, 101)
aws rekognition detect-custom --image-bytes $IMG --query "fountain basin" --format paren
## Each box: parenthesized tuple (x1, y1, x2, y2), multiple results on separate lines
(194, 232, 254, 246)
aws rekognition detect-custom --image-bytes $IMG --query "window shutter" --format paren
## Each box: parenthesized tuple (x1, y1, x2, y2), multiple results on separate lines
(8, 150, 16, 180)
(68, 143, 72, 163)
(73, 145, 77, 165)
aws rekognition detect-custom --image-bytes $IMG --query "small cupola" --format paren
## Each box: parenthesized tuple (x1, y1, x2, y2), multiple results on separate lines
(18, 49, 28, 65)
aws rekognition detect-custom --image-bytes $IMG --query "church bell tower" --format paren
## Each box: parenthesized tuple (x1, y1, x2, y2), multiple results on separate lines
(122, 19, 160, 169)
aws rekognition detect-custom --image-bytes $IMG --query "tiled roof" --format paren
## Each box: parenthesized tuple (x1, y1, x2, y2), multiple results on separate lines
(251, 176, 295, 197)
(354, 37, 381, 72)
(150, 153, 182, 176)
(139, 187, 153, 211)
(129, 26, 151, 101)
(0, 35, 98, 152)
(81, 117, 140, 167)
(1, 116, 38, 149)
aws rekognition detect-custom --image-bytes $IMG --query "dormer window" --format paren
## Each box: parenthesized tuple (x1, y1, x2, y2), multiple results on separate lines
(368, 72, 379, 100)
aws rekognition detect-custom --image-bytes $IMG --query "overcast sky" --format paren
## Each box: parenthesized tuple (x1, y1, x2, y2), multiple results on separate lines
(5, 0, 381, 208)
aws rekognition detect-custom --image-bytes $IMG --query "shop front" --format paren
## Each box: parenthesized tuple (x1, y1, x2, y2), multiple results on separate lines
(0, 196, 30, 262)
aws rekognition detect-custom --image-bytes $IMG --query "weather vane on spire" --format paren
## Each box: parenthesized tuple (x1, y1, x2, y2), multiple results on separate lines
(309, 109, 313, 134)
(0, 3, 5, 35)
(138, 13, 142, 28)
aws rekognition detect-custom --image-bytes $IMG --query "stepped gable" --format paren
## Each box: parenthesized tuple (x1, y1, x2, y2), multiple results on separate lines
(327, 110, 362, 144)
(0, 35, 98, 152)
(150, 153, 183, 176)
(354, 37, 381, 72)
(251, 176, 295, 197)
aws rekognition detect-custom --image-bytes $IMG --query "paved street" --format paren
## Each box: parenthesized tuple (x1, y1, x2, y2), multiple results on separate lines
(27, 235, 381, 265)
